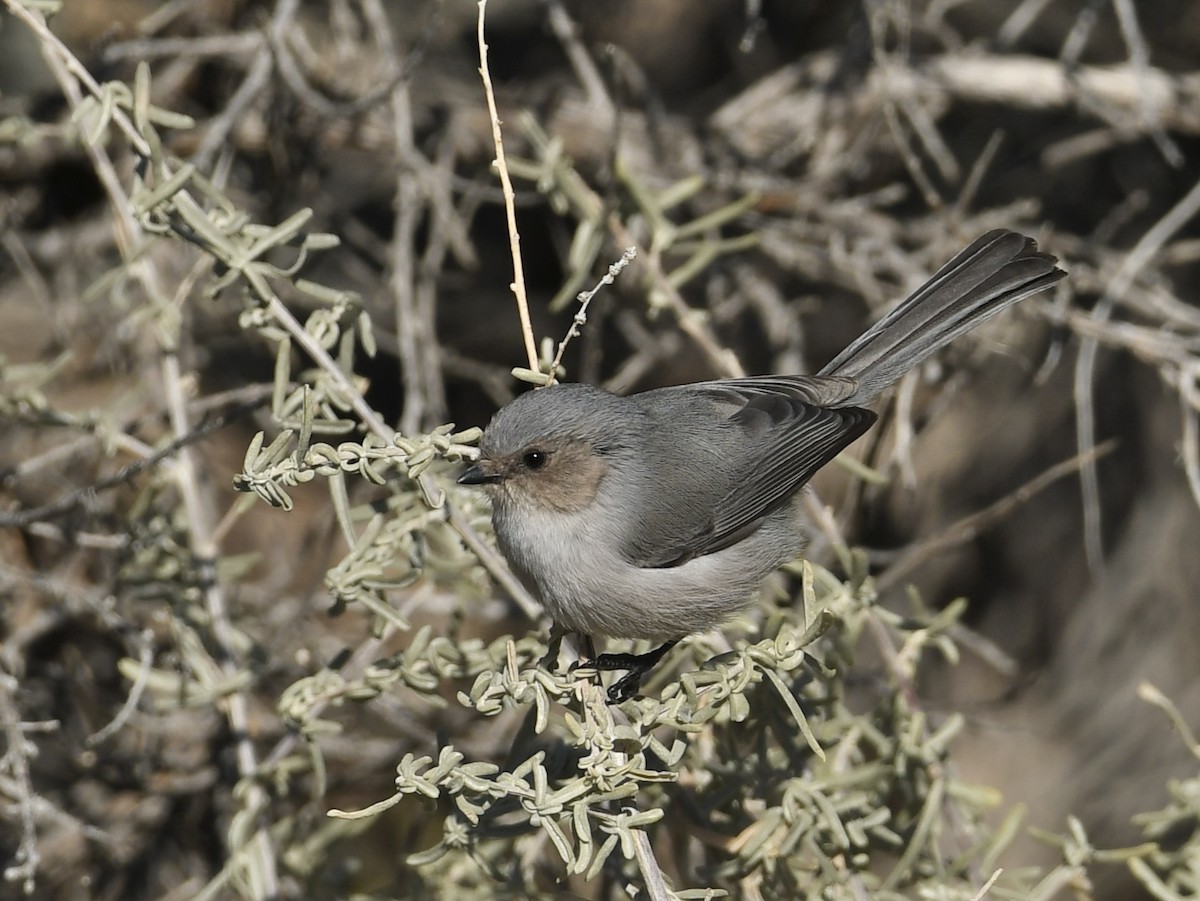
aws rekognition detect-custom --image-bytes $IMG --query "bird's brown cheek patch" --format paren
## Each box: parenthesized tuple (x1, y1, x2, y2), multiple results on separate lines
(511, 443, 609, 515)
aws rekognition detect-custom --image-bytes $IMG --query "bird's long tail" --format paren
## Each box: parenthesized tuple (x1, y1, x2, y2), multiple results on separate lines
(819, 229, 1064, 405)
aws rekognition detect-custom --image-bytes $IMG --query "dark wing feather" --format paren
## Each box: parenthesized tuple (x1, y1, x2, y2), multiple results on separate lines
(617, 230, 1063, 569)
(627, 378, 875, 568)
(695, 387, 875, 558)
(683, 374, 863, 407)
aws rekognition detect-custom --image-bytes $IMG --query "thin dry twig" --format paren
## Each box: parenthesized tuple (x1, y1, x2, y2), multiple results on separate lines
(603, 696, 673, 901)
(1111, 0, 1183, 167)
(607, 215, 746, 377)
(85, 629, 155, 747)
(477, 0, 539, 374)
(0, 399, 267, 529)
(0, 673, 41, 894)
(7, 5, 282, 894)
(1179, 365, 1200, 511)
(972, 868, 1005, 900)
(877, 440, 1119, 593)
(867, 1, 945, 213)
(544, 247, 637, 384)
(544, 0, 614, 116)
(1073, 175, 1200, 570)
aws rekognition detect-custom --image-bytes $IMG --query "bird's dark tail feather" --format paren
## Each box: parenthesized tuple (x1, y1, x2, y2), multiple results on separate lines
(819, 229, 1065, 404)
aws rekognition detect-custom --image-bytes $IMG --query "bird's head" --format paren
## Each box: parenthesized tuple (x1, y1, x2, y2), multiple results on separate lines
(458, 383, 636, 514)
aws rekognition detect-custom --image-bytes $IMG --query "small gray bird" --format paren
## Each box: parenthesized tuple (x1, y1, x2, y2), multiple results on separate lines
(459, 230, 1065, 701)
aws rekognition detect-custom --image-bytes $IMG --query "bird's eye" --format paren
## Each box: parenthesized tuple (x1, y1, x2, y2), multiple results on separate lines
(522, 450, 548, 470)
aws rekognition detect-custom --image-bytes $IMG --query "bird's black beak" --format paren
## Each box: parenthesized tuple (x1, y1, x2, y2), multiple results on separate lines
(458, 463, 501, 486)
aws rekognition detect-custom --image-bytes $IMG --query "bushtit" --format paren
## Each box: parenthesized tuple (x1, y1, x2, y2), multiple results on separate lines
(459, 230, 1065, 700)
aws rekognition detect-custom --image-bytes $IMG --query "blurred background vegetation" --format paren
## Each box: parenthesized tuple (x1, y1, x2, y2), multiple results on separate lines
(1, 0, 1199, 898)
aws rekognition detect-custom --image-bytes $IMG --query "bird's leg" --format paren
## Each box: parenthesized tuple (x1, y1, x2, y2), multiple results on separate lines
(593, 639, 680, 703)
(537, 625, 567, 672)
(577, 634, 598, 661)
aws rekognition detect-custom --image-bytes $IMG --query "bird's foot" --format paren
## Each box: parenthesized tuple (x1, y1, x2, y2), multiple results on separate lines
(571, 639, 680, 703)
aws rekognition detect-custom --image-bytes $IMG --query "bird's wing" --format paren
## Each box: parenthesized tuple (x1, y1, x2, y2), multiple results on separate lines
(623, 377, 875, 568)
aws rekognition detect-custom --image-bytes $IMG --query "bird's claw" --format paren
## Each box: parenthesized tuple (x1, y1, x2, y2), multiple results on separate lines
(560, 640, 679, 703)
(606, 670, 644, 703)
(564, 653, 646, 701)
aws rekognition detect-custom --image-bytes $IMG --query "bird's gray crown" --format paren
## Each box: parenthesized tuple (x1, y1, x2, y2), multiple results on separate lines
(481, 383, 639, 457)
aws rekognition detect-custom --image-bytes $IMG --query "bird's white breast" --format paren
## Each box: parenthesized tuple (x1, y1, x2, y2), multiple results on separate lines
(493, 494, 807, 640)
